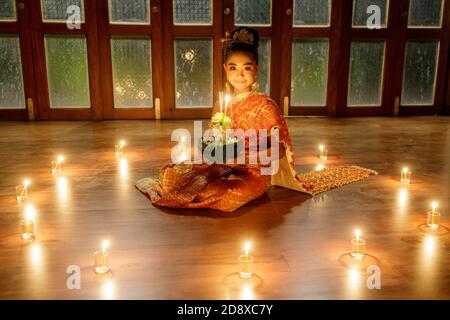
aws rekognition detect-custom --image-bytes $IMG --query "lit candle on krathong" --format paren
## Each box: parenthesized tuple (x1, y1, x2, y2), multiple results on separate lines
(21, 205, 35, 241)
(239, 242, 254, 279)
(115, 140, 126, 157)
(400, 167, 411, 184)
(94, 240, 110, 274)
(224, 94, 231, 115)
(51, 155, 64, 175)
(219, 91, 224, 113)
(16, 179, 30, 202)
(351, 229, 366, 260)
(319, 145, 328, 161)
(427, 201, 441, 230)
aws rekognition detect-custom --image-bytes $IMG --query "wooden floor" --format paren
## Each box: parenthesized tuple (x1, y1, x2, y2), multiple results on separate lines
(0, 117, 449, 300)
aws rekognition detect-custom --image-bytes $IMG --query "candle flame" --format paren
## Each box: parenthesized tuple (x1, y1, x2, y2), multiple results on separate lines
(354, 229, 361, 240)
(402, 167, 408, 174)
(319, 145, 324, 151)
(119, 140, 126, 148)
(25, 204, 35, 221)
(244, 242, 251, 255)
(225, 95, 231, 103)
(102, 240, 110, 252)
(432, 201, 438, 212)
(57, 155, 64, 163)
(23, 179, 31, 186)
(315, 163, 325, 171)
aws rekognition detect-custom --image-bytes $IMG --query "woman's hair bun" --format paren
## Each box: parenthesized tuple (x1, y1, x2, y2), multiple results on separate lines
(228, 26, 259, 49)
(223, 26, 260, 64)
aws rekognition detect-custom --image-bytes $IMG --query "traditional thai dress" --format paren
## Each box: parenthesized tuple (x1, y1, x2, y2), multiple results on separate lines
(136, 92, 377, 212)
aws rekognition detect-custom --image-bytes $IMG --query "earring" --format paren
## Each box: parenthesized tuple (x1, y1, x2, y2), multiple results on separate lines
(251, 81, 260, 92)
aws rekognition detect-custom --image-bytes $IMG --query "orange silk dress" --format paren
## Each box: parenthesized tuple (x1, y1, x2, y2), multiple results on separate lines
(136, 92, 377, 212)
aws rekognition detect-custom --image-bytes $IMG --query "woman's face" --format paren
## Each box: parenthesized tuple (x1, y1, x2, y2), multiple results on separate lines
(224, 52, 258, 95)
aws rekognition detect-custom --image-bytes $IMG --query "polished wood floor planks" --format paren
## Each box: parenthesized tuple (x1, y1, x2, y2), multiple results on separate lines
(0, 117, 449, 299)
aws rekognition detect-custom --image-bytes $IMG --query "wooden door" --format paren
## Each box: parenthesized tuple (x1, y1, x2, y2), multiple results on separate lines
(280, 0, 344, 116)
(0, 0, 36, 120)
(97, 0, 164, 119)
(28, 0, 102, 120)
(390, 0, 450, 116)
(159, 0, 223, 119)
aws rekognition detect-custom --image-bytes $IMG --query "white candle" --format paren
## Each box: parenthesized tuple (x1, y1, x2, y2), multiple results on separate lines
(432, 201, 438, 214)
(355, 229, 361, 241)
(319, 145, 328, 160)
(23, 179, 30, 192)
(219, 91, 224, 114)
(225, 95, 231, 115)
(16, 179, 31, 202)
(427, 201, 441, 230)
(52, 155, 64, 175)
(94, 240, 111, 274)
(244, 242, 251, 257)
(102, 240, 109, 254)
(351, 229, 366, 260)
(115, 140, 126, 157)
(21, 204, 36, 240)
(239, 241, 254, 279)
(401, 167, 411, 184)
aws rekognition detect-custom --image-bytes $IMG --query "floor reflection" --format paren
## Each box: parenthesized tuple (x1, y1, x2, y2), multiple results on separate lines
(101, 280, 116, 300)
(119, 158, 128, 180)
(57, 176, 69, 204)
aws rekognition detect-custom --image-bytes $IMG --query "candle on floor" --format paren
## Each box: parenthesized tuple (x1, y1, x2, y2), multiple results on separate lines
(20, 205, 35, 240)
(400, 167, 411, 184)
(16, 179, 30, 202)
(315, 163, 325, 171)
(94, 240, 110, 274)
(239, 242, 254, 279)
(51, 155, 64, 175)
(319, 145, 328, 161)
(115, 140, 126, 157)
(427, 201, 441, 230)
(351, 229, 366, 260)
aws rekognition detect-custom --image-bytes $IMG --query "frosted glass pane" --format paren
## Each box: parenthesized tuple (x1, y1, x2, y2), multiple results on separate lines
(258, 39, 270, 94)
(401, 41, 439, 106)
(348, 42, 385, 106)
(409, 0, 443, 27)
(353, 0, 388, 27)
(293, 0, 330, 26)
(235, 0, 271, 26)
(41, 0, 85, 22)
(0, 0, 16, 21)
(111, 38, 152, 108)
(0, 35, 25, 109)
(173, 0, 212, 25)
(45, 35, 90, 108)
(174, 38, 212, 108)
(291, 39, 329, 106)
(109, 0, 150, 24)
